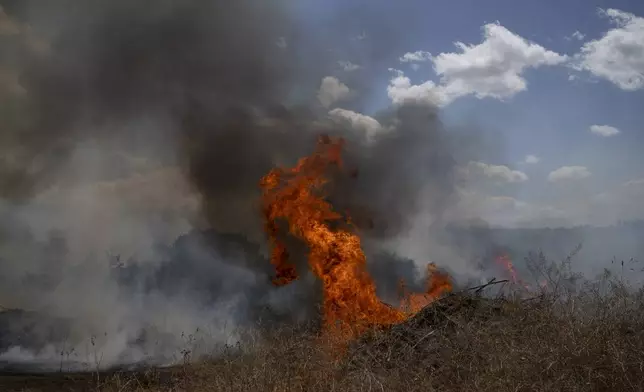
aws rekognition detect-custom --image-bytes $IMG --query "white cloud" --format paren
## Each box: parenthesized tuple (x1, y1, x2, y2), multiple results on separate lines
(328, 108, 384, 142)
(589, 124, 621, 137)
(387, 73, 446, 106)
(572, 9, 644, 90)
(338, 61, 361, 72)
(547, 166, 592, 182)
(523, 154, 540, 164)
(566, 31, 586, 41)
(433, 23, 567, 99)
(389, 23, 567, 106)
(399, 50, 432, 63)
(468, 161, 529, 183)
(317, 76, 350, 108)
(354, 31, 367, 41)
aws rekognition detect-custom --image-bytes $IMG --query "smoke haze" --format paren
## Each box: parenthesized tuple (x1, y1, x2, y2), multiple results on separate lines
(4, 0, 637, 372)
(0, 0, 483, 369)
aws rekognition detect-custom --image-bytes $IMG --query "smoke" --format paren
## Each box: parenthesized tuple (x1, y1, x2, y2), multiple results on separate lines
(0, 0, 483, 370)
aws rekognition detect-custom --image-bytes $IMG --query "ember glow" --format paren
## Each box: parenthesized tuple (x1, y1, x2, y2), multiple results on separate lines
(260, 135, 452, 342)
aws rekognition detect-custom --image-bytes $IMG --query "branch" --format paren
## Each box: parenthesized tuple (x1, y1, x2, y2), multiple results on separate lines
(463, 278, 510, 294)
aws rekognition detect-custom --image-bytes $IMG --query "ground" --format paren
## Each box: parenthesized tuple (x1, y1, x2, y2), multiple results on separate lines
(2, 274, 644, 392)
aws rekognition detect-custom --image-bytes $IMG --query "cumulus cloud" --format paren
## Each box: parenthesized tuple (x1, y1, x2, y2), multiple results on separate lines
(399, 50, 432, 63)
(572, 9, 644, 90)
(433, 23, 568, 99)
(566, 31, 586, 41)
(523, 154, 540, 164)
(338, 61, 361, 72)
(387, 74, 446, 106)
(548, 166, 592, 182)
(389, 22, 567, 107)
(399, 51, 432, 71)
(468, 161, 529, 183)
(589, 124, 621, 137)
(328, 108, 384, 142)
(317, 76, 351, 108)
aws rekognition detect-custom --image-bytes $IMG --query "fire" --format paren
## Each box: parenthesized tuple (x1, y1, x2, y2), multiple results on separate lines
(401, 263, 452, 313)
(260, 135, 452, 342)
(496, 254, 519, 284)
(496, 253, 547, 292)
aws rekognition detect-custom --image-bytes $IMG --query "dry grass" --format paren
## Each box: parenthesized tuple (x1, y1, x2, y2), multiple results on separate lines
(4, 253, 644, 392)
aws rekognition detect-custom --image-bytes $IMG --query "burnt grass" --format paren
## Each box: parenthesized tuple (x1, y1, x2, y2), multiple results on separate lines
(3, 262, 644, 391)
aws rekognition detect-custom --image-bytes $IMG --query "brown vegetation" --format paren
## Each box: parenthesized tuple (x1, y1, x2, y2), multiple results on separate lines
(3, 253, 644, 392)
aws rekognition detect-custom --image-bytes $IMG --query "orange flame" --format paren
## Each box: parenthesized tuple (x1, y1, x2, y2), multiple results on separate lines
(496, 253, 547, 292)
(496, 254, 519, 284)
(260, 135, 452, 342)
(401, 263, 453, 313)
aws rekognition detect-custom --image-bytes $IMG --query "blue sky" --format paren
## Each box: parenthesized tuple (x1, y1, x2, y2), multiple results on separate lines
(303, 0, 644, 227)
(1, 1, 641, 229)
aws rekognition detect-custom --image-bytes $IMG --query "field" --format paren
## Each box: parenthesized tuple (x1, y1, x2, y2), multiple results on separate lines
(2, 254, 644, 392)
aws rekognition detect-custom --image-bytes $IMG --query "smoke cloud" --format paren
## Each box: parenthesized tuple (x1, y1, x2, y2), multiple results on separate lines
(0, 0, 483, 370)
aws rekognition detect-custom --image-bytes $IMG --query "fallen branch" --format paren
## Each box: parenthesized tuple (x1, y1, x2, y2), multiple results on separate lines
(464, 278, 510, 294)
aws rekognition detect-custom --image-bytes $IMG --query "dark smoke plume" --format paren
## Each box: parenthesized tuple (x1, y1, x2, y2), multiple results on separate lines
(0, 0, 477, 369)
